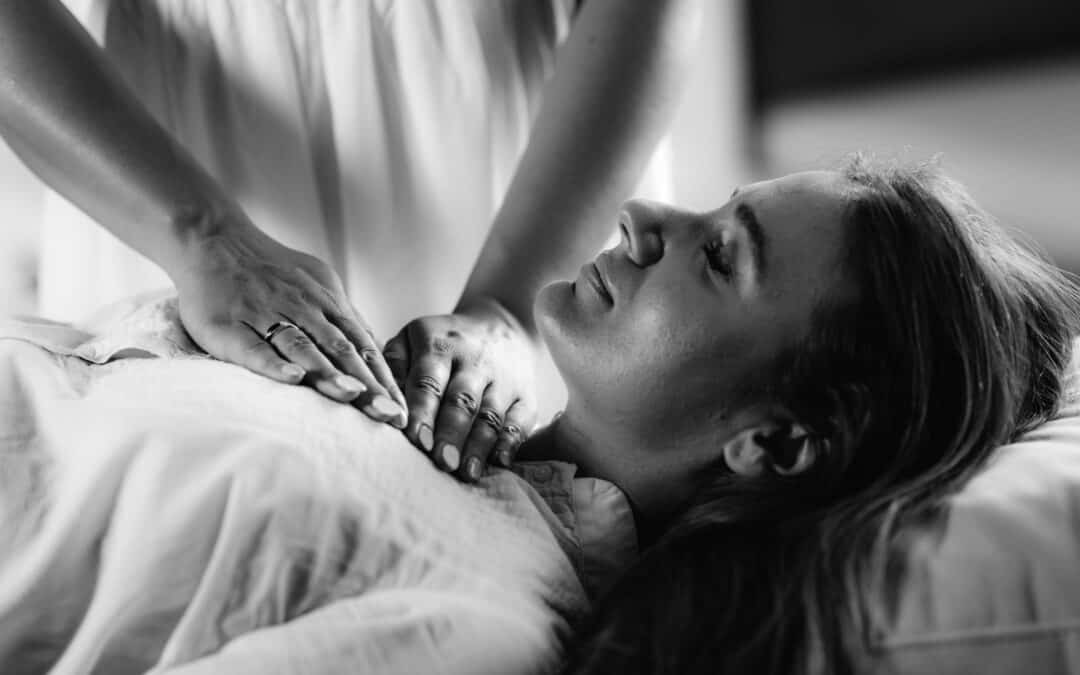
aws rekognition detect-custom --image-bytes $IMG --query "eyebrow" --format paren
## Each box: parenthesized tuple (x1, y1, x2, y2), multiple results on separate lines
(734, 203, 768, 279)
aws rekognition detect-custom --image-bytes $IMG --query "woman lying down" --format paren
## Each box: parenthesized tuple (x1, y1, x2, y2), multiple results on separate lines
(1, 156, 1077, 675)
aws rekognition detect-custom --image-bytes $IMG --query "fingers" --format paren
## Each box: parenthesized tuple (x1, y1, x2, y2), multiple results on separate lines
(391, 308, 538, 483)
(492, 399, 532, 469)
(457, 385, 514, 483)
(430, 371, 487, 477)
(402, 353, 452, 454)
(258, 319, 366, 400)
(218, 322, 308, 384)
(330, 305, 408, 411)
(432, 378, 531, 484)
(269, 314, 406, 428)
(307, 306, 407, 426)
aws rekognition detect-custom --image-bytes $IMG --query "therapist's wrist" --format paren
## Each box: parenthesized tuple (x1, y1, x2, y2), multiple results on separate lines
(158, 202, 263, 280)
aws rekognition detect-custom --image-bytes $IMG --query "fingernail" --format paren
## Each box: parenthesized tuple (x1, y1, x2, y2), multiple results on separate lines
(465, 456, 482, 481)
(440, 443, 460, 471)
(370, 395, 400, 417)
(391, 411, 407, 430)
(336, 375, 365, 394)
(417, 424, 434, 452)
(498, 449, 512, 467)
(282, 364, 305, 380)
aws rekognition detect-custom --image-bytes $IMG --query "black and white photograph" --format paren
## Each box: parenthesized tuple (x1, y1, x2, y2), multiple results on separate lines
(1, 1, 1079, 673)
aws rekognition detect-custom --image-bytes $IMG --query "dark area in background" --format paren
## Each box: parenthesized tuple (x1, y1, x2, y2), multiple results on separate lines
(747, 0, 1080, 109)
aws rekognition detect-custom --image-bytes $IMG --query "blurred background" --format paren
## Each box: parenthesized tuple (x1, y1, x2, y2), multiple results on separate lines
(2, 0, 1079, 317)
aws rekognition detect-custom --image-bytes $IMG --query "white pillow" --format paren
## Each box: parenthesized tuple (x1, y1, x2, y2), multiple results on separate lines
(860, 350, 1080, 674)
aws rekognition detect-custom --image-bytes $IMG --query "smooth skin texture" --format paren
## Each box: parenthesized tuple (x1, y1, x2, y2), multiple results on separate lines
(0, 0, 703, 471)
(384, 0, 705, 479)
(526, 171, 853, 523)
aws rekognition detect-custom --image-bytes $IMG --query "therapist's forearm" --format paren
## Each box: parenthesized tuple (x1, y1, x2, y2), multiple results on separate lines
(0, 0, 249, 278)
(458, 0, 703, 335)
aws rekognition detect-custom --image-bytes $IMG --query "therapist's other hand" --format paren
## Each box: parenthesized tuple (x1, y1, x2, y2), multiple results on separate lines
(171, 226, 407, 427)
(385, 297, 537, 482)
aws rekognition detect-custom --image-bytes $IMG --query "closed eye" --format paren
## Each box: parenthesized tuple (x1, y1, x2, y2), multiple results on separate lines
(705, 240, 733, 280)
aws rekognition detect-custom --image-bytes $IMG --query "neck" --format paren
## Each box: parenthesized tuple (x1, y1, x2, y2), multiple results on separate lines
(516, 407, 619, 478)
(515, 405, 699, 538)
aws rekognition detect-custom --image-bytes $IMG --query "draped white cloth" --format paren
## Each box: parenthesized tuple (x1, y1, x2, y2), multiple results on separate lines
(0, 297, 638, 674)
(40, 0, 670, 336)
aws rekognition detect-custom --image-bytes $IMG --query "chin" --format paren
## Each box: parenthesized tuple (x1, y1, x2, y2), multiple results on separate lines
(533, 280, 585, 384)
(533, 280, 571, 341)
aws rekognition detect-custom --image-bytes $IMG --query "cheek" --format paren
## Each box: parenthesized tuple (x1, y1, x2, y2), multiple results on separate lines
(626, 292, 719, 359)
(537, 284, 736, 419)
(600, 299, 717, 406)
(624, 297, 773, 416)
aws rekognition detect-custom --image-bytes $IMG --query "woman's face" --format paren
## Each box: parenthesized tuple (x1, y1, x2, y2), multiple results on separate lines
(534, 170, 853, 449)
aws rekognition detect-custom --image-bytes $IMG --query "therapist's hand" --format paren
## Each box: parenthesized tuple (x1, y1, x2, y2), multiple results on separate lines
(171, 226, 407, 427)
(384, 297, 538, 482)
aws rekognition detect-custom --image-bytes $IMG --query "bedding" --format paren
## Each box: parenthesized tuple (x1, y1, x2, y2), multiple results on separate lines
(0, 295, 637, 674)
(855, 341, 1080, 674)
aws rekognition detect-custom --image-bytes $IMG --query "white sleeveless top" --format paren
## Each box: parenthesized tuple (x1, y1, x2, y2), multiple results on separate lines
(41, 0, 670, 338)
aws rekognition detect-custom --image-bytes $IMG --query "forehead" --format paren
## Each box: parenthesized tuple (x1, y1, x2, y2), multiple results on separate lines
(741, 170, 851, 301)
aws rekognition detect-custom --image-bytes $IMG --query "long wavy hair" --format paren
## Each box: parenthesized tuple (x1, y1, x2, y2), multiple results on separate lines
(561, 156, 1080, 674)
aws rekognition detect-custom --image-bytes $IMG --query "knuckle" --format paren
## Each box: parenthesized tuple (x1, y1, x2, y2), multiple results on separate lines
(501, 424, 523, 442)
(429, 336, 456, 356)
(359, 347, 381, 363)
(414, 375, 443, 397)
(475, 408, 503, 430)
(448, 390, 479, 415)
(337, 315, 364, 336)
(285, 333, 315, 351)
(327, 338, 355, 356)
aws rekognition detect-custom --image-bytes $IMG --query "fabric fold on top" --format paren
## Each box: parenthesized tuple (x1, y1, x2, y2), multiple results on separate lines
(0, 295, 638, 673)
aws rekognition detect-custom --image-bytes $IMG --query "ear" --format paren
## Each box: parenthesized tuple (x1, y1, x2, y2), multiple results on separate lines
(721, 422, 819, 478)
(720, 427, 769, 477)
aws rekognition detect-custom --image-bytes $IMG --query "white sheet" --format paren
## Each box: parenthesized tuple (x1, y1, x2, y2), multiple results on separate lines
(0, 305, 635, 674)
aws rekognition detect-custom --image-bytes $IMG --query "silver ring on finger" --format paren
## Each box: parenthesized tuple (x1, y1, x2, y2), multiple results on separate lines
(263, 320, 300, 343)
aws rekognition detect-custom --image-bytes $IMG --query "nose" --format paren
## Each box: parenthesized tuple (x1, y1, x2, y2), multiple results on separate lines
(618, 198, 674, 267)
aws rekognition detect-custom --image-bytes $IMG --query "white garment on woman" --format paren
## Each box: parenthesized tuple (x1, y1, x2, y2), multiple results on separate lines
(0, 296, 639, 673)
(40, 0, 670, 339)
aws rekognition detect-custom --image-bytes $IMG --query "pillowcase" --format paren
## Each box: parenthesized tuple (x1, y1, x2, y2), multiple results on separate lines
(859, 347, 1080, 674)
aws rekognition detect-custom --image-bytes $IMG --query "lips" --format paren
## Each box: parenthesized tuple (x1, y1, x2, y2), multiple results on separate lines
(584, 261, 613, 304)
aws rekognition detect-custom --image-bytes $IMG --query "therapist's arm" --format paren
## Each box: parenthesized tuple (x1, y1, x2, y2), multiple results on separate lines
(459, 0, 703, 329)
(0, 0, 406, 419)
(385, 0, 703, 480)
